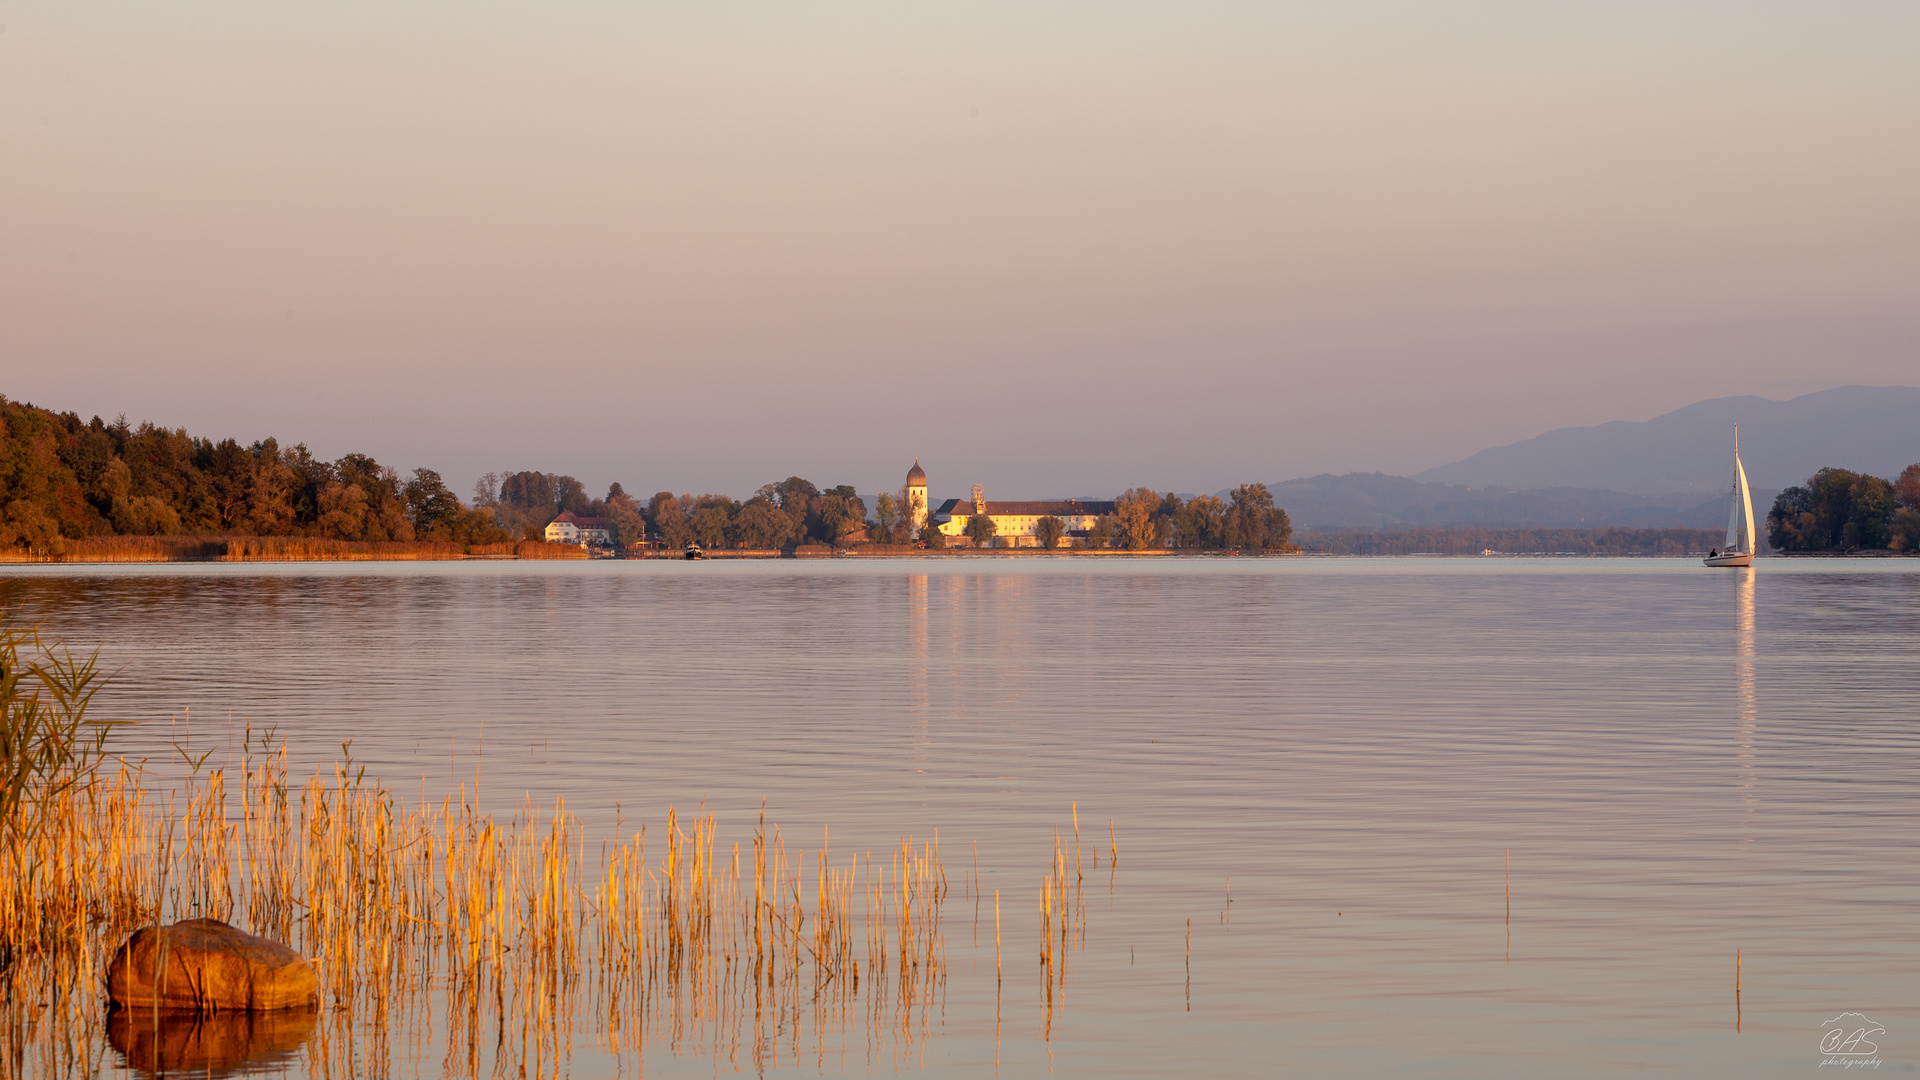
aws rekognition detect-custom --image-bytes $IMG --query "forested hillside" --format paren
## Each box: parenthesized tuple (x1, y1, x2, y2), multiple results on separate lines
(0, 394, 507, 555)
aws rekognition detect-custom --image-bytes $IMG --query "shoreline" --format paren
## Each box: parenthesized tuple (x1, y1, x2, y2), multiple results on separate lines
(0, 536, 591, 564)
(14, 549, 1905, 564)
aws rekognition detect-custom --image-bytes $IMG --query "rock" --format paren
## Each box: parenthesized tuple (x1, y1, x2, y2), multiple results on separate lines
(108, 1001, 316, 1076)
(106, 919, 318, 1013)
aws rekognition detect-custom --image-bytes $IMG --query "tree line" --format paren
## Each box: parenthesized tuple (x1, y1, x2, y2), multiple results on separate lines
(0, 391, 1291, 557)
(471, 475, 1296, 552)
(949, 485, 1294, 550)
(472, 473, 870, 550)
(0, 395, 509, 555)
(1767, 464, 1920, 552)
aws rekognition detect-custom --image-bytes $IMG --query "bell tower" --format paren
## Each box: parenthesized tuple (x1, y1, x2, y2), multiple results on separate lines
(906, 460, 929, 531)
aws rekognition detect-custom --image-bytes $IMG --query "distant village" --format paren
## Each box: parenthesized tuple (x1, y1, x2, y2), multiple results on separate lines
(541, 460, 1292, 554)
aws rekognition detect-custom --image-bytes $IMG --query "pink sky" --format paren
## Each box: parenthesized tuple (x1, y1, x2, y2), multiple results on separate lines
(3, 2, 1915, 500)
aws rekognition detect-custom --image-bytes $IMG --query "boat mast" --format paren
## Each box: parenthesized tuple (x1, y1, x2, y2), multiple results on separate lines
(1731, 423, 1754, 555)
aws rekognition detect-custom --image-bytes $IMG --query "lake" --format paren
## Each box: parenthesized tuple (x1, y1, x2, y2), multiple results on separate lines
(5, 557, 1915, 1077)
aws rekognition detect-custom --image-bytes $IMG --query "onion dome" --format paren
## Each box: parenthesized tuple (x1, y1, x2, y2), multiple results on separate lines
(907, 460, 927, 485)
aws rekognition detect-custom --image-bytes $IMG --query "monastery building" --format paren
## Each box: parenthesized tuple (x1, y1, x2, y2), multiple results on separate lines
(907, 462, 1115, 547)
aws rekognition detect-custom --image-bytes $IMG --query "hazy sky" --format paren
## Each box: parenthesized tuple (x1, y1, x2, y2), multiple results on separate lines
(3, 2, 1915, 501)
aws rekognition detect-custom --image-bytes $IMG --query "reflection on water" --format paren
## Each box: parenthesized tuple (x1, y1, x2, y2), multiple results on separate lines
(1735, 568, 1758, 813)
(109, 1007, 316, 1078)
(1732, 566, 1755, 1033)
(2, 558, 1917, 1077)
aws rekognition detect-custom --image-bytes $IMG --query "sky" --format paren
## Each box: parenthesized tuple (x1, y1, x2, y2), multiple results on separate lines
(2, 2, 1915, 502)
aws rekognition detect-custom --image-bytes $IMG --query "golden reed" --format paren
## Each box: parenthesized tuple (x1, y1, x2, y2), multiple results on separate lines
(1, 739, 976, 1078)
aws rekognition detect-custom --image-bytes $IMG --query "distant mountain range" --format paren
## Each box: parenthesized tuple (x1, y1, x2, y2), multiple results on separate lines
(1413, 384, 1919, 495)
(1266, 473, 1738, 532)
(1270, 385, 1917, 531)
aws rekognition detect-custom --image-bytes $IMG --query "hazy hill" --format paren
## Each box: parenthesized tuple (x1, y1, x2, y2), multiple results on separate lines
(1264, 473, 1742, 532)
(1412, 385, 1920, 496)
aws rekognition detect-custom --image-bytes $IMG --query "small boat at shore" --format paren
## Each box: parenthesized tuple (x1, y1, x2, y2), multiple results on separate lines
(683, 543, 707, 561)
(1705, 426, 1755, 568)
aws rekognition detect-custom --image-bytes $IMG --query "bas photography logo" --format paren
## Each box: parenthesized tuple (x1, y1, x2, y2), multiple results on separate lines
(1819, 1013, 1884, 1070)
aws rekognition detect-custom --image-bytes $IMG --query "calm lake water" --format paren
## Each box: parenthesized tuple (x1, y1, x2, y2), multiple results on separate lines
(6, 558, 1916, 1077)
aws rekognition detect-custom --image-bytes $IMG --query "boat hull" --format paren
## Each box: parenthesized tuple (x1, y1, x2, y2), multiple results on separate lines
(1703, 552, 1753, 567)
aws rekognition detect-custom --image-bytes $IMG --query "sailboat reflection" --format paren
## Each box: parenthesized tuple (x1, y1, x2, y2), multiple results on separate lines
(1735, 568, 1756, 808)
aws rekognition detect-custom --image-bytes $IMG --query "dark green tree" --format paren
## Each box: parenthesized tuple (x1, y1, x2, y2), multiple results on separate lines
(734, 496, 797, 549)
(963, 512, 998, 547)
(1034, 515, 1066, 550)
(816, 486, 868, 545)
(1223, 483, 1292, 549)
(403, 469, 463, 537)
(1086, 516, 1114, 548)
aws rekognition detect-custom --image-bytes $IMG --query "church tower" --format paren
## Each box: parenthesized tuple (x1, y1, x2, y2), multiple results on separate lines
(906, 460, 929, 531)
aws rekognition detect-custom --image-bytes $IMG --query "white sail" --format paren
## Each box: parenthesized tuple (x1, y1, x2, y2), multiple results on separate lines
(1734, 450, 1754, 555)
(1724, 471, 1741, 550)
(1706, 426, 1757, 566)
(1722, 426, 1755, 554)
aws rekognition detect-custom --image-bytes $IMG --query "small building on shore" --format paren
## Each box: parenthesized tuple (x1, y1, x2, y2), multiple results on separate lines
(544, 512, 613, 547)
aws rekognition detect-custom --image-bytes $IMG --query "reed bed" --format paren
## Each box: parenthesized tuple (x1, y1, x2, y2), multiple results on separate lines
(0, 535, 228, 563)
(0, 535, 582, 563)
(0, 739, 989, 1078)
(511, 540, 591, 560)
(222, 537, 469, 561)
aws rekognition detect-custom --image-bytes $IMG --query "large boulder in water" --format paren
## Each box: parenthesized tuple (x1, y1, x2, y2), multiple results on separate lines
(106, 919, 318, 1012)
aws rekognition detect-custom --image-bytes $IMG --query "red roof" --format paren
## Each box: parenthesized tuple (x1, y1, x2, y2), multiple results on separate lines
(933, 498, 1116, 517)
(550, 513, 612, 529)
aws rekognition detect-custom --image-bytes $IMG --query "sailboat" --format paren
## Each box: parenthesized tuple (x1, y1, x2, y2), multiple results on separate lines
(1704, 426, 1756, 567)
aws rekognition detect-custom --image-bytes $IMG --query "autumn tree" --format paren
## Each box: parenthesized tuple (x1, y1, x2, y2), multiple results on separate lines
(1893, 464, 1920, 552)
(604, 489, 648, 549)
(649, 492, 694, 548)
(1113, 488, 1160, 550)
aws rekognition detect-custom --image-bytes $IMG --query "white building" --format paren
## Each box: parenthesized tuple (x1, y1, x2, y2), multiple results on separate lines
(911, 463, 1115, 548)
(544, 512, 613, 546)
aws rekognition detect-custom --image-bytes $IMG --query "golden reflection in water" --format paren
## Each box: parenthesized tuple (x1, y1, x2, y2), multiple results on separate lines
(108, 1006, 317, 1077)
(908, 574, 929, 713)
(1735, 568, 1757, 814)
